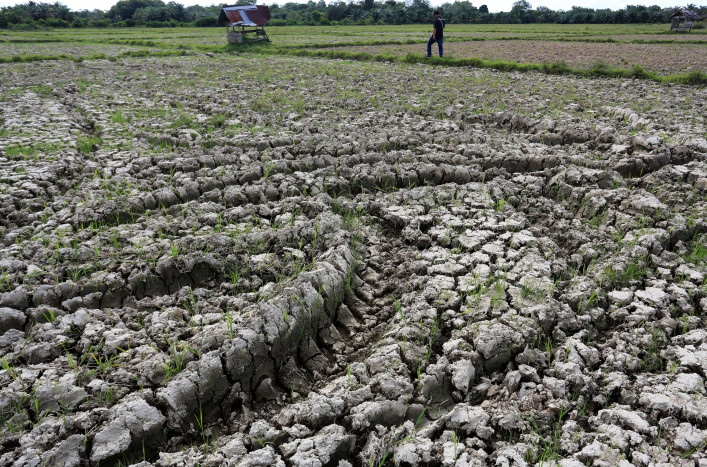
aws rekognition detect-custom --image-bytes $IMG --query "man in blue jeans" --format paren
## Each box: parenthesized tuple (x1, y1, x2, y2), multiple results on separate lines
(426, 11, 444, 58)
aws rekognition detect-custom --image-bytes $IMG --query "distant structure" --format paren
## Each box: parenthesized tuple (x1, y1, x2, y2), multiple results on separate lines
(669, 8, 703, 32)
(218, 5, 271, 43)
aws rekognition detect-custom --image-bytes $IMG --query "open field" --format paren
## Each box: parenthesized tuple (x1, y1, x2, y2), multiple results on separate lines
(1, 24, 705, 79)
(324, 39, 707, 74)
(1, 23, 707, 466)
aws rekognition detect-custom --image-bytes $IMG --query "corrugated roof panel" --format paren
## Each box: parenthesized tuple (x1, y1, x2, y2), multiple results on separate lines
(218, 5, 271, 26)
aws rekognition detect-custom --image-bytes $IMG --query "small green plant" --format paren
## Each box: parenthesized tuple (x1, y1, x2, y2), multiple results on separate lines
(102, 387, 117, 406)
(43, 308, 56, 323)
(0, 271, 12, 292)
(208, 113, 227, 128)
(264, 163, 275, 180)
(5, 145, 36, 158)
(577, 290, 597, 312)
(225, 308, 235, 339)
(1, 357, 18, 380)
(163, 338, 192, 381)
(686, 235, 707, 265)
(88, 351, 122, 379)
(111, 110, 127, 124)
(682, 439, 707, 459)
(194, 405, 216, 455)
(526, 403, 571, 465)
(170, 112, 196, 129)
(393, 296, 405, 323)
(452, 430, 459, 462)
(76, 135, 102, 154)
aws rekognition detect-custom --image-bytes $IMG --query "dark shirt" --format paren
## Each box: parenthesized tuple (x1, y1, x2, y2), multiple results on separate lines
(433, 17, 444, 39)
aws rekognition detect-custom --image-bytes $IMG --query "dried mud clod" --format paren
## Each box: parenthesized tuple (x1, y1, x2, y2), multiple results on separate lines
(0, 54, 706, 467)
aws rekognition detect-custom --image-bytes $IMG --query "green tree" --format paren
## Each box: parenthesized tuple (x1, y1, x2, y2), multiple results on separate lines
(510, 0, 531, 22)
(165, 1, 185, 21)
(107, 0, 164, 20)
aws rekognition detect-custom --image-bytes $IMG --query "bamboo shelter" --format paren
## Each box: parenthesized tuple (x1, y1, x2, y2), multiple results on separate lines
(218, 5, 271, 43)
(669, 8, 702, 32)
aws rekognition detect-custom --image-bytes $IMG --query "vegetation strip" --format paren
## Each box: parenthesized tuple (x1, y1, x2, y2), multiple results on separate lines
(2, 36, 704, 86)
(235, 44, 707, 86)
(4, 34, 707, 47)
(0, 48, 192, 63)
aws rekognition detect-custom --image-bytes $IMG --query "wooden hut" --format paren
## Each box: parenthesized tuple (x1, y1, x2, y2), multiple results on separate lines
(670, 9, 702, 32)
(218, 5, 271, 43)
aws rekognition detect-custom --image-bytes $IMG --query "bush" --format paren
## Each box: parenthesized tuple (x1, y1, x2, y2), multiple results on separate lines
(627, 64, 654, 80)
(670, 70, 707, 85)
(195, 16, 217, 27)
(90, 19, 112, 28)
(45, 18, 70, 28)
(269, 19, 287, 26)
(10, 21, 37, 30)
(542, 61, 572, 75)
(147, 19, 185, 27)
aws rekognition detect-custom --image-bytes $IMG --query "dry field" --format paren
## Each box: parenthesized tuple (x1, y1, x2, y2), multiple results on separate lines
(0, 24, 707, 467)
(325, 39, 707, 74)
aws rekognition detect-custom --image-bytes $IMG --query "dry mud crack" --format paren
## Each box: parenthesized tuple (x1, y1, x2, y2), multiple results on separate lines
(0, 55, 707, 466)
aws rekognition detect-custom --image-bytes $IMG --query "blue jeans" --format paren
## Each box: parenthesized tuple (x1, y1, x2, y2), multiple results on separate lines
(427, 36, 443, 57)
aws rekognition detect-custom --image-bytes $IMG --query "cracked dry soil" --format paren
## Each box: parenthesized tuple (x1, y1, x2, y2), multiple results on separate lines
(0, 54, 707, 467)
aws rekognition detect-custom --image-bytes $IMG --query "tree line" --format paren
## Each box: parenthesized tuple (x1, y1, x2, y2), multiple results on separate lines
(1, 0, 705, 29)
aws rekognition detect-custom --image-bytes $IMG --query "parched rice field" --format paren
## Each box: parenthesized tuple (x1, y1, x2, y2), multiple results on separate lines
(0, 23, 706, 467)
(324, 39, 707, 74)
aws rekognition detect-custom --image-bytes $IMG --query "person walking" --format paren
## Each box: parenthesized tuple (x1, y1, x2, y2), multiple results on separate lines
(426, 11, 444, 58)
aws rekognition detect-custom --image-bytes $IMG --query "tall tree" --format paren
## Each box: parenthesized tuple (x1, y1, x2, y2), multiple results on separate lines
(107, 0, 164, 20)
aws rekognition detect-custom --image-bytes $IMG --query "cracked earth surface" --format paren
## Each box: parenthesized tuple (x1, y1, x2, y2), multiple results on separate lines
(0, 55, 707, 466)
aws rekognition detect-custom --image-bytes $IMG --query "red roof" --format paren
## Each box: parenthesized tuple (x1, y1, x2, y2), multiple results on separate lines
(218, 5, 271, 27)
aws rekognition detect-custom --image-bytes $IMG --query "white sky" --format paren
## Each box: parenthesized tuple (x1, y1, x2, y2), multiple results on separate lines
(0, 0, 694, 14)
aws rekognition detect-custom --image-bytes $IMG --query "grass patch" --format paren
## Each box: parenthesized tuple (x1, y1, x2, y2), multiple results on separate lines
(3, 142, 64, 160)
(1, 26, 705, 86)
(31, 84, 54, 97)
(686, 235, 707, 266)
(170, 113, 196, 129)
(0, 48, 188, 65)
(0, 54, 72, 64)
(110, 109, 133, 125)
(243, 47, 706, 86)
(666, 70, 707, 86)
(602, 256, 648, 289)
(5, 145, 37, 158)
(111, 110, 127, 124)
(77, 135, 102, 153)
(208, 113, 228, 128)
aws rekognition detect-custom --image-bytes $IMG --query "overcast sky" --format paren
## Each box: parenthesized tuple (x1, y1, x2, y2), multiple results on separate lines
(0, 0, 694, 13)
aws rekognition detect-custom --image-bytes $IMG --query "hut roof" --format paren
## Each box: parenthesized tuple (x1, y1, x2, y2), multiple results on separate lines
(218, 5, 271, 27)
(669, 9, 702, 20)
